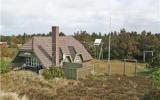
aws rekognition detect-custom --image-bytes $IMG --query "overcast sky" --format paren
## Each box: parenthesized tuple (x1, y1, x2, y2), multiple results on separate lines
(0, 0, 160, 35)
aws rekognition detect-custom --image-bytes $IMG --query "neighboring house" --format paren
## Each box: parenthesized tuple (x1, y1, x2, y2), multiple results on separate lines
(12, 26, 92, 70)
(17, 44, 22, 47)
(0, 42, 8, 57)
(0, 42, 8, 48)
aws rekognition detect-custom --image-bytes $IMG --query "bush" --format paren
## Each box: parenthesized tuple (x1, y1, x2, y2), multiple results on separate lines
(42, 67, 65, 79)
(0, 58, 11, 74)
(149, 53, 160, 68)
(142, 69, 160, 100)
(152, 69, 160, 81)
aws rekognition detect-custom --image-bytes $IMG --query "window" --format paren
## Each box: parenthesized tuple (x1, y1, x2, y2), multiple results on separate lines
(74, 55, 82, 63)
(25, 57, 40, 67)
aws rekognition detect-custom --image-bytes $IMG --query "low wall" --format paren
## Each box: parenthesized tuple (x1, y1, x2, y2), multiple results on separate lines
(63, 62, 94, 80)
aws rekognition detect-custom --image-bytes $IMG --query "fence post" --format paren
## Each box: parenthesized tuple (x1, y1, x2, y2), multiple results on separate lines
(76, 69, 78, 80)
(123, 60, 126, 75)
(108, 64, 111, 76)
(135, 60, 137, 76)
(143, 52, 145, 62)
(93, 65, 95, 74)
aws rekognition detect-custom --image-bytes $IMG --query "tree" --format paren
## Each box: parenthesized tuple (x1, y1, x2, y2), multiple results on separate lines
(116, 29, 139, 58)
(10, 36, 19, 48)
(59, 32, 66, 36)
(149, 53, 160, 68)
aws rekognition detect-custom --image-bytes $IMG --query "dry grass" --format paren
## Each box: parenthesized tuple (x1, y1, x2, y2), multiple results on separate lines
(0, 71, 152, 100)
(55, 74, 152, 100)
(91, 59, 146, 76)
(0, 60, 148, 100)
(0, 71, 77, 100)
(0, 91, 28, 100)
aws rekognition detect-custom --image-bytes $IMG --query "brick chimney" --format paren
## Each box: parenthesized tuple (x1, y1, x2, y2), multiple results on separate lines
(52, 26, 59, 66)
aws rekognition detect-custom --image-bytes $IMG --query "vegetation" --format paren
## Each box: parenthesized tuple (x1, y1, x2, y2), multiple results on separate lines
(0, 91, 28, 100)
(149, 53, 160, 68)
(152, 69, 160, 81)
(136, 67, 160, 99)
(0, 71, 154, 100)
(1, 29, 160, 99)
(1, 48, 17, 58)
(42, 67, 65, 79)
(1, 29, 160, 63)
(0, 48, 17, 74)
(0, 71, 72, 100)
(91, 59, 145, 75)
(74, 29, 160, 62)
(0, 57, 11, 74)
(141, 68, 160, 100)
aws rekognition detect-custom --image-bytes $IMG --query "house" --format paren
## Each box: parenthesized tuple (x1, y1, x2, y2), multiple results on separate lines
(0, 42, 8, 57)
(12, 26, 92, 70)
(0, 42, 8, 48)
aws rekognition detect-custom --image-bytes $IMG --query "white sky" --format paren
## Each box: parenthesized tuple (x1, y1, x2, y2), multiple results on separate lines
(0, 0, 160, 35)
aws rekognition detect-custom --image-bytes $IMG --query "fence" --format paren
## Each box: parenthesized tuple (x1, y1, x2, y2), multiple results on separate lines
(93, 60, 138, 76)
(77, 65, 94, 79)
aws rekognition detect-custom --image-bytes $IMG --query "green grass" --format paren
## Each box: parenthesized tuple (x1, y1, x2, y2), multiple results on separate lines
(91, 59, 146, 76)
(0, 57, 11, 74)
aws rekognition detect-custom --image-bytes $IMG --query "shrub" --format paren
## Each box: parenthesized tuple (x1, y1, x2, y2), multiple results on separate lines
(149, 53, 160, 68)
(0, 58, 11, 74)
(142, 69, 160, 100)
(42, 67, 65, 79)
(152, 69, 160, 81)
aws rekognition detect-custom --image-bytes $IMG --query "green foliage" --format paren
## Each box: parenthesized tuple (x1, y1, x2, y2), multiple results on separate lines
(0, 58, 11, 74)
(149, 53, 160, 68)
(42, 67, 65, 79)
(74, 29, 160, 60)
(151, 69, 160, 81)
(142, 68, 160, 100)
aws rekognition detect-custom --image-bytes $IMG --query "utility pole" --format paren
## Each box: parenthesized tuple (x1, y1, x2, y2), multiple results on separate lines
(108, 17, 111, 75)
(107, 0, 112, 76)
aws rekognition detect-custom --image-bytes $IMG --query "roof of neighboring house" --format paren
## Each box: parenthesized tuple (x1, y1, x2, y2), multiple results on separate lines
(20, 36, 92, 68)
(0, 42, 7, 45)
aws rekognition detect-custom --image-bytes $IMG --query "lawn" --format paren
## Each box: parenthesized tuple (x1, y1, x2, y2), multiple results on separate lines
(91, 59, 146, 76)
